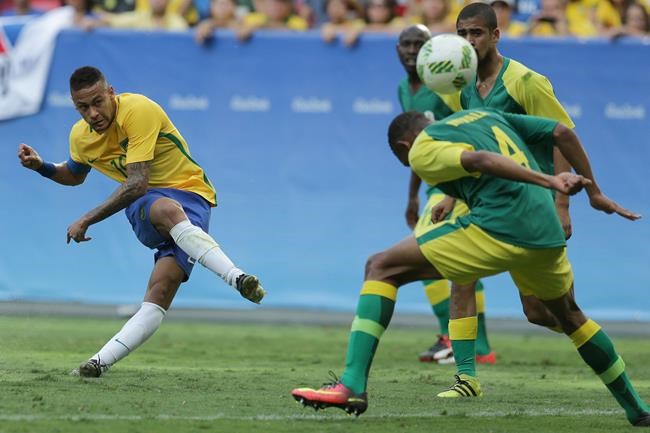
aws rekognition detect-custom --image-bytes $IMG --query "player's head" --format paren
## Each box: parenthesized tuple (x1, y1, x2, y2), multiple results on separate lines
(396, 25, 432, 76)
(70, 66, 116, 134)
(387, 111, 432, 166)
(456, 2, 500, 63)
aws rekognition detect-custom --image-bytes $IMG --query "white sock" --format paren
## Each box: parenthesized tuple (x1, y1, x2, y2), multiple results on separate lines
(91, 302, 166, 368)
(169, 220, 244, 287)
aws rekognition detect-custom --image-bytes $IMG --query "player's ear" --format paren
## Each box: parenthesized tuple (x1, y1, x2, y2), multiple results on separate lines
(107, 86, 115, 97)
(396, 139, 413, 155)
(492, 27, 501, 43)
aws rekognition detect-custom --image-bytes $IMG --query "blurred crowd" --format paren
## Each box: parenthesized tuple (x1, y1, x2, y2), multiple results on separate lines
(1, 0, 648, 41)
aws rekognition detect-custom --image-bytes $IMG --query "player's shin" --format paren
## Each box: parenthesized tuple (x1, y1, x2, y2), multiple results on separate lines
(474, 284, 493, 358)
(449, 316, 478, 377)
(424, 279, 451, 335)
(169, 220, 244, 287)
(569, 319, 650, 424)
(340, 281, 397, 394)
(88, 302, 166, 371)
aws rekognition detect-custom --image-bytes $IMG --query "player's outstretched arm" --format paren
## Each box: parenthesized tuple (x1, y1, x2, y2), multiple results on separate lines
(552, 125, 641, 221)
(460, 150, 591, 195)
(18, 143, 87, 186)
(67, 161, 150, 243)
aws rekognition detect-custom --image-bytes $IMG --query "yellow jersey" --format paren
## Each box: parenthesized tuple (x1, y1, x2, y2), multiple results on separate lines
(69, 93, 217, 206)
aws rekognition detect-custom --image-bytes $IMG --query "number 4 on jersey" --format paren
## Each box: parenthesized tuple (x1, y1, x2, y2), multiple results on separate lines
(492, 126, 529, 168)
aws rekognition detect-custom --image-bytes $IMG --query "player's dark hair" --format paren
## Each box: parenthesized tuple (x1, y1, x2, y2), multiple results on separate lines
(387, 112, 429, 148)
(69, 66, 106, 92)
(457, 2, 498, 30)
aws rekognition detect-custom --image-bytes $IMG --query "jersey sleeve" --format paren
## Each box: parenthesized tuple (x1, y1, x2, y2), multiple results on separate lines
(68, 124, 85, 165)
(501, 112, 558, 150)
(123, 98, 162, 165)
(408, 131, 476, 186)
(520, 73, 575, 128)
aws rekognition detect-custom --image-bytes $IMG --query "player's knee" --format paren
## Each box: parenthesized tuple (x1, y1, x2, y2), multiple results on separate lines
(365, 252, 390, 280)
(150, 198, 187, 233)
(521, 296, 558, 327)
(523, 307, 557, 328)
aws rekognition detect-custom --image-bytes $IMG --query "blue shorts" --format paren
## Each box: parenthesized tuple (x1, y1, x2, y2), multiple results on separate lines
(125, 188, 211, 281)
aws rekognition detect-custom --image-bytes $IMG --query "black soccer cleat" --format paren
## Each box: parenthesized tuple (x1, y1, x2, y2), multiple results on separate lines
(236, 274, 266, 304)
(78, 358, 107, 378)
(633, 412, 650, 427)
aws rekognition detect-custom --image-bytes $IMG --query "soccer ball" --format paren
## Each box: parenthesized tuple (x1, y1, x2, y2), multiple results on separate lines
(416, 34, 478, 94)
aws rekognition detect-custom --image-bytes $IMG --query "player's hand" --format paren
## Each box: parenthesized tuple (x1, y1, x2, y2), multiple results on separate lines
(405, 197, 420, 229)
(555, 204, 572, 240)
(431, 196, 456, 224)
(549, 172, 592, 196)
(18, 143, 43, 170)
(67, 218, 92, 244)
(589, 193, 641, 221)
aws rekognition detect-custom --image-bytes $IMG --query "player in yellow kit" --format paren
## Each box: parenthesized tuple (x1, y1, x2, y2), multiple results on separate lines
(17, 66, 265, 377)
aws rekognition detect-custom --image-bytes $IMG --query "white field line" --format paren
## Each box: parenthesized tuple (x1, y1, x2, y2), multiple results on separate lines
(0, 408, 622, 422)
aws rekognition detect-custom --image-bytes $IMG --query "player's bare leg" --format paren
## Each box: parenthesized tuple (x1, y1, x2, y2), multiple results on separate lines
(520, 293, 563, 330)
(292, 236, 442, 415)
(541, 287, 650, 426)
(77, 256, 183, 377)
(149, 197, 265, 303)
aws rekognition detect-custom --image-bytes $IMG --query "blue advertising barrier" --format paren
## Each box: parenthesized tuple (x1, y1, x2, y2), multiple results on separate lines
(0, 30, 648, 320)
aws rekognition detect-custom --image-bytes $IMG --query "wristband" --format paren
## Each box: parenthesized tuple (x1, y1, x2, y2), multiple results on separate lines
(36, 161, 56, 178)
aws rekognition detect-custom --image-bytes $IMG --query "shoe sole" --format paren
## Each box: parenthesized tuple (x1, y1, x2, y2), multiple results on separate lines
(292, 393, 367, 416)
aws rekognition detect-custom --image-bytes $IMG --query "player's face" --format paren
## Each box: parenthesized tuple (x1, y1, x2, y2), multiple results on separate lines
(456, 18, 499, 63)
(72, 82, 116, 134)
(397, 27, 430, 75)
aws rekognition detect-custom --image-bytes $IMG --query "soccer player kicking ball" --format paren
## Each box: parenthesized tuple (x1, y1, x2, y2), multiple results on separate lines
(17, 66, 266, 378)
(291, 108, 650, 427)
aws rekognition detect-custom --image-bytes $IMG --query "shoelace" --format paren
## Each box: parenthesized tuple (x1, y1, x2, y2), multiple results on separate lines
(453, 374, 465, 385)
(449, 374, 479, 396)
(321, 370, 341, 389)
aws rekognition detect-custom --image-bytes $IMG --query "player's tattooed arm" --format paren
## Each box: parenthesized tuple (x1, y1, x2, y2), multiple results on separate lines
(67, 161, 150, 243)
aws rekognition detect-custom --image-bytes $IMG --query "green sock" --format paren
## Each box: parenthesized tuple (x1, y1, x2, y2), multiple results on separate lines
(341, 281, 397, 394)
(424, 279, 450, 335)
(476, 313, 491, 355)
(433, 299, 450, 335)
(449, 316, 478, 377)
(571, 319, 650, 423)
(474, 281, 491, 355)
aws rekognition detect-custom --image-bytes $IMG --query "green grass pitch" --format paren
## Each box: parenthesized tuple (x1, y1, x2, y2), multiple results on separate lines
(1, 315, 649, 433)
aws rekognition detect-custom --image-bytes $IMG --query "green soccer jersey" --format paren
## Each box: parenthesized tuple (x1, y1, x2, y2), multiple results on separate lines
(409, 108, 564, 249)
(398, 78, 461, 120)
(460, 58, 574, 176)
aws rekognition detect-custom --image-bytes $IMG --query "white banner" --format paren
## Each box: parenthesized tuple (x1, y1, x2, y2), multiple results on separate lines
(0, 7, 73, 121)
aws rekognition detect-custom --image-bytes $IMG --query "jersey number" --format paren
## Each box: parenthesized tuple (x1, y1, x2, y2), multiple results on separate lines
(492, 126, 529, 168)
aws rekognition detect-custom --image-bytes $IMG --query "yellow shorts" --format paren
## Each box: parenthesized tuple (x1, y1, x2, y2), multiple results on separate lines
(417, 222, 573, 300)
(413, 193, 470, 239)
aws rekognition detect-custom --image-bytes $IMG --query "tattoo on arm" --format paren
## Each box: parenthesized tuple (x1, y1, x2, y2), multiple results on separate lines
(82, 161, 151, 226)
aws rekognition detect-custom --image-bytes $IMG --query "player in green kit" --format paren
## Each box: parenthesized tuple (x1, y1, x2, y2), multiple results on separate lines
(291, 108, 650, 428)
(414, 2, 579, 362)
(425, 1, 580, 380)
(397, 24, 495, 365)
